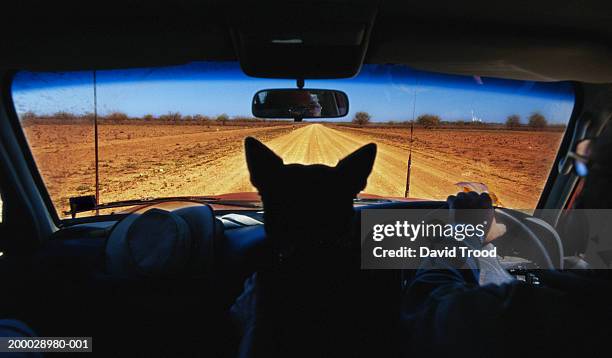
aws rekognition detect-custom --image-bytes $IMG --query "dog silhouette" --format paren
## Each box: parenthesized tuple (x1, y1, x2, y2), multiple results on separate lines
(244, 136, 377, 265)
(233, 137, 396, 357)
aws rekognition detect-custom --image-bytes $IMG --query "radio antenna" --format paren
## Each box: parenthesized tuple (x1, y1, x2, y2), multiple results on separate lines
(93, 70, 100, 215)
(405, 73, 418, 198)
(404, 122, 414, 198)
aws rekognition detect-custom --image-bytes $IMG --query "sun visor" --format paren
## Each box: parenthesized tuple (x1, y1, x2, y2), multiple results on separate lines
(229, 1, 378, 79)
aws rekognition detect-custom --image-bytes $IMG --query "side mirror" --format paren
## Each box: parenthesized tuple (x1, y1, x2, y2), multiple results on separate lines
(252, 89, 348, 121)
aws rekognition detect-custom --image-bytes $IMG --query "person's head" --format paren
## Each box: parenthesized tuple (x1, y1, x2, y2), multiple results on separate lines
(576, 122, 612, 208)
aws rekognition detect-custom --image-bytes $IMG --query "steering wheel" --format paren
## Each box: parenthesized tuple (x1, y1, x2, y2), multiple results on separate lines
(493, 207, 562, 270)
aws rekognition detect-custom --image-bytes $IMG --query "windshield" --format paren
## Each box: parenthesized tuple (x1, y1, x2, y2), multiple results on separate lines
(11, 62, 574, 218)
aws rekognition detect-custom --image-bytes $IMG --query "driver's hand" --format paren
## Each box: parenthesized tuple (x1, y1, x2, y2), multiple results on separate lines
(447, 192, 506, 243)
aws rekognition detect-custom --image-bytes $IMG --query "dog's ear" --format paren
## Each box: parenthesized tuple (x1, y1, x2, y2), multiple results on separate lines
(336, 143, 377, 196)
(245, 137, 283, 190)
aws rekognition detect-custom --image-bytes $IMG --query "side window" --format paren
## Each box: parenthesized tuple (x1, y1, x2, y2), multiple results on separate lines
(0, 191, 3, 224)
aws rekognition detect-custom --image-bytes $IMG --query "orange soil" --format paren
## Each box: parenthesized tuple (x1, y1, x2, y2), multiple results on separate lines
(22, 121, 563, 217)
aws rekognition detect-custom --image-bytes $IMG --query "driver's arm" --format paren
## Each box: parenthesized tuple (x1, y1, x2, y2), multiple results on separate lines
(401, 192, 564, 354)
(407, 191, 492, 301)
(402, 192, 512, 349)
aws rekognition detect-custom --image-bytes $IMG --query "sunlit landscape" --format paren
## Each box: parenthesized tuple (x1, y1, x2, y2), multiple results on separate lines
(22, 114, 564, 216)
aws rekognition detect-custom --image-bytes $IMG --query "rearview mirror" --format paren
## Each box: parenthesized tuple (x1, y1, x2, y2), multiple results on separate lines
(252, 89, 348, 120)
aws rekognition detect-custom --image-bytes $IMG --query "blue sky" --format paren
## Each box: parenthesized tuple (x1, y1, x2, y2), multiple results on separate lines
(12, 62, 575, 124)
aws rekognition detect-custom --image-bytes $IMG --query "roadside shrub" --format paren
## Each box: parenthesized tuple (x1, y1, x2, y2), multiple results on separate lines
(159, 112, 182, 122)
(233, 116, 260, 122)
(528, 112, 547, 128)
(192, 114, 210, 123)
(505, 114, 521, 129)
(416, 114, 441, 128)
(53, 111, 77, 120)
(21, 111, 37, 120)
(352, 111, 371, 126)
(81, 112, 96, 121)
(142, 114, 155, 121)
(105, 111, 129, 122)
(216, 113, 229, 125)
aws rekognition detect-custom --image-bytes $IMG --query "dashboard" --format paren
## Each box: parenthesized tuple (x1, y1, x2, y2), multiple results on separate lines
(51, 199, 568, 291)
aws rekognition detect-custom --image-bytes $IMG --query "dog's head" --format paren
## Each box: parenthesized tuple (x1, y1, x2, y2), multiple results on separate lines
(244, 137, 376, 259)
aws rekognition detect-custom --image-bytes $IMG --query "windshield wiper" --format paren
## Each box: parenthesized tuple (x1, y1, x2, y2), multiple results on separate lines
(65, 195, 262, 218)
(353, 197, 396, 204)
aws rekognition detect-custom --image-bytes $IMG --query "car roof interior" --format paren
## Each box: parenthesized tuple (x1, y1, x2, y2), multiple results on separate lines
(2, 0, 612, 82)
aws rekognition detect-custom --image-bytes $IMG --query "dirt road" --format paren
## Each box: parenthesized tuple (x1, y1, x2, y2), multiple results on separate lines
(186, 123, 531, 206)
